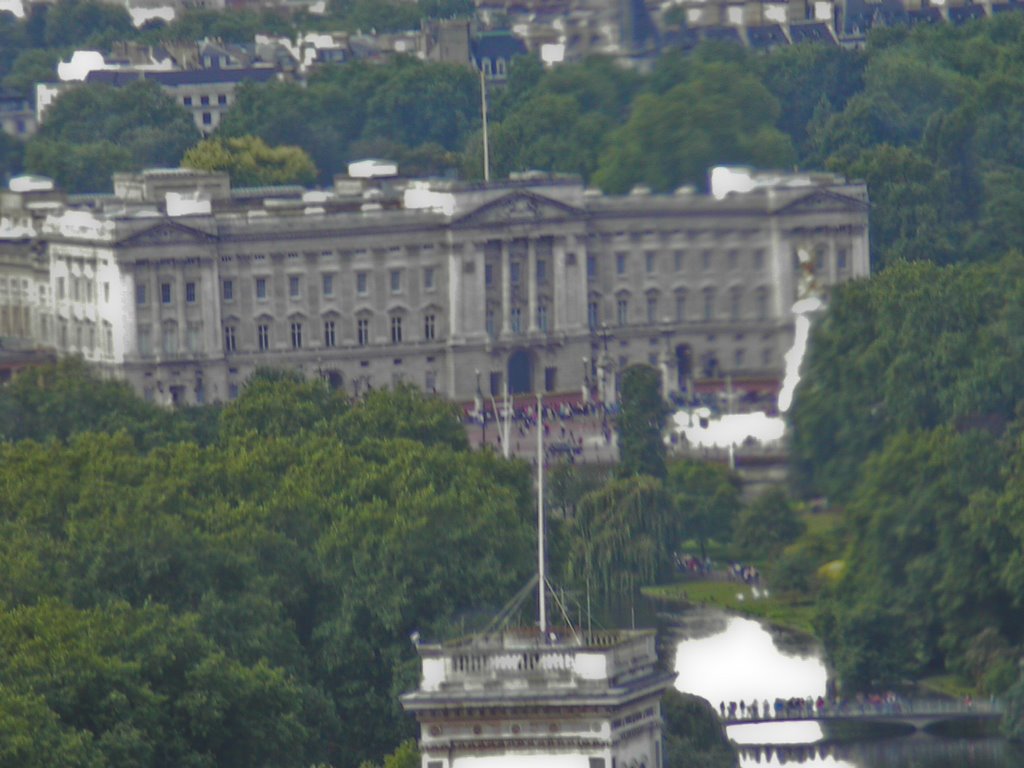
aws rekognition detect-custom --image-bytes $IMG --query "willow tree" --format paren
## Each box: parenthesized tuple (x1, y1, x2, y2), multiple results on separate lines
(617, 364, 668, 480)
(568, 475, 678, 595)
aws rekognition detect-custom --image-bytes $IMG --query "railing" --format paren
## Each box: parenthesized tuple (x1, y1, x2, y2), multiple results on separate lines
(720, 697, 1002, 725)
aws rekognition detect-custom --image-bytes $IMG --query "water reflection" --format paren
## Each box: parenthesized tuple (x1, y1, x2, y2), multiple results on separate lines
(673, 611, 827, 704)
(735, 739, 1021, 767)
(668, 606, 1021, 768)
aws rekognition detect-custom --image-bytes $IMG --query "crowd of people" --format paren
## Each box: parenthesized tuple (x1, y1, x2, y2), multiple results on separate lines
(464, 398, 619, 461)
(717, 692, 930, 721)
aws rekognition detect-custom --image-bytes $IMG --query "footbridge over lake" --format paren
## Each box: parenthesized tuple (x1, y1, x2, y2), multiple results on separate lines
(722, 698, 1003, 733)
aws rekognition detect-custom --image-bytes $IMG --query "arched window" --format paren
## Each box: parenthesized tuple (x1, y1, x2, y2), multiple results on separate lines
(729, 286, 742, 321)
(702, 287, 716, 321)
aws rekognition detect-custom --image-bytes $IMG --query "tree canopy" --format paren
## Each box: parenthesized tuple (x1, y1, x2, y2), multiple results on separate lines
(183, 135, 317, 187)
(0, 363, 534, 767)
(25, 80, 199, 192)
(617, 364, 668, 479)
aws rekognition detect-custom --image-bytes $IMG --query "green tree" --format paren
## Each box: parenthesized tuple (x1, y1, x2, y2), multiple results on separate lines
(467, 92, 611, 181)
(335, 384, 467, 451)
(665, 460, 741, 561)
(0, 358, 212, 447)
(26, 81, 199, 192)
(141, 8, 294, 44)
(757, 43, 865, 154)
(363, 58, 479, 151)
(359, 739, 420, 768)
(0, 12, 29, 81)
(219, 369, 349, 440)
(43, 0, 134, 48)
(2, 48, 59, 99)
(183, 135, 317, 187)
(662, 689, 739, 768)
(594, 61, 794, 193)
(817, 428, 1004, 691)
(732, 487, 804, 561)
(568, 475, 677, 595)
(617, 364, 668, 479)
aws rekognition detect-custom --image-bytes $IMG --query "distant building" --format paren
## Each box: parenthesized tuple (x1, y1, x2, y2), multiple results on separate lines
(0, 165, 869, 407)
(35, 41, 287, 135)
(472, 31, 529, 82)
(0, 91, 36, 139)
(401, 628, 676, 768)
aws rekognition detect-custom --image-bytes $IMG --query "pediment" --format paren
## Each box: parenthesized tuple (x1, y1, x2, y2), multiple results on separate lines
(117, 220, 218, 247)
(774, 189, 869, 216)
(452, 191, 584, 229)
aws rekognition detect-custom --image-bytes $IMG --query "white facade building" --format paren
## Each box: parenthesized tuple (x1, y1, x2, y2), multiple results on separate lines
(0, 167, 869, 406)
(401, 628, 676, 768)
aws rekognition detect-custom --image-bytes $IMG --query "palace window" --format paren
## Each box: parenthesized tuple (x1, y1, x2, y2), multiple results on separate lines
(257, 323, 270, 351)
(186, 322, 201, 352)
(357, 317, 369, 346)
(224, 325, 236, 352)
(390, 315, 403, 343)
(255, 277, 267, 300)
(703, 288, 716, 321)
(291, 321, 303, 349)
(223, 279, 233, 301)
(675, 292, 687, 322)
(138, 326, 152, 356)
(162, 324, 177, 354)
(617, 297, 628, 326)
(424, 313, 436, 341)
(324, 319, 336, 347)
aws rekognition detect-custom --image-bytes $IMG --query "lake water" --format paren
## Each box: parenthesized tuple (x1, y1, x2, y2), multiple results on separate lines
(668, 606, 1022, 768)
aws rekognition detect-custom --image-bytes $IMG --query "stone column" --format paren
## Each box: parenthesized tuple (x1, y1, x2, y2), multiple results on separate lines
(832, 234, 842, 285)
(553, 236, 567, 332)
(448, 245, 462, 340)
(501, 240, 511, 337)
(527, 237, 538, 333)
(578, 236, 590, 331)
(473, 243, 487, 338)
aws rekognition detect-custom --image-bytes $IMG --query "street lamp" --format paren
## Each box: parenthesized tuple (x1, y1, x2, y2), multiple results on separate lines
(581, 356, 590, 405)
(475, 369, 486, 444)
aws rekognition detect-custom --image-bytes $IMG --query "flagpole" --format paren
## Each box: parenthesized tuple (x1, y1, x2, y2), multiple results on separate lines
(537, 392, 546, 635)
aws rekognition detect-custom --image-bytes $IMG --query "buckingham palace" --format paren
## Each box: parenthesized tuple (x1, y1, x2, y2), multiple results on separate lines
(0, 165, 869, 406)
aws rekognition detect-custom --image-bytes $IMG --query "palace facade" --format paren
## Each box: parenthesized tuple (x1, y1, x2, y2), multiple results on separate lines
(0, 166, 869, 405)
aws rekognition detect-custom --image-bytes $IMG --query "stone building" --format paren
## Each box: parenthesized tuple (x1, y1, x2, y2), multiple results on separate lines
(401, 628, 676, 768)
(0, 166, 869, 406)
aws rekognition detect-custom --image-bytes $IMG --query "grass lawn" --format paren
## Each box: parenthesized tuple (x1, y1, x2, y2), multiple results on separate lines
(918, 674, 976, 699)
(642, 580, 819, 637)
